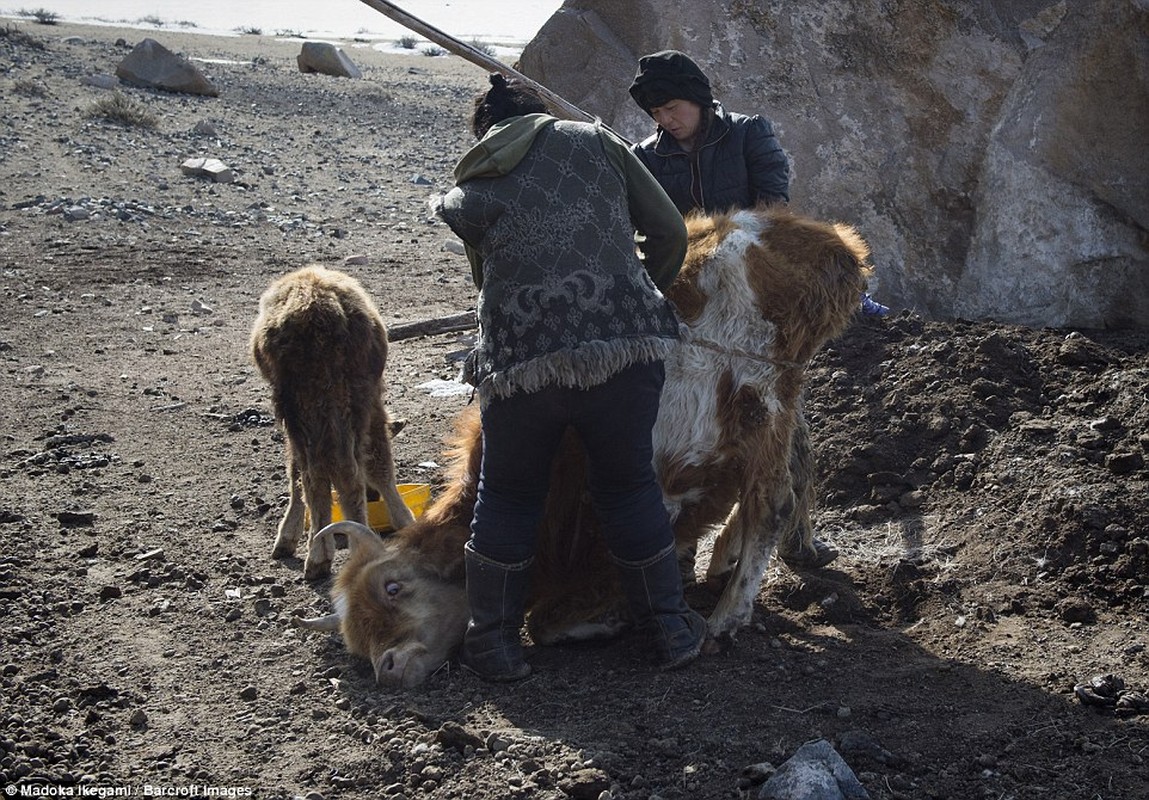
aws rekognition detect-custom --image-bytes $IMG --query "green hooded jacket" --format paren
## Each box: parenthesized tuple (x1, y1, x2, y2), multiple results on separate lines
(451, 114, 687, 291)
(435, 114, 687, 401)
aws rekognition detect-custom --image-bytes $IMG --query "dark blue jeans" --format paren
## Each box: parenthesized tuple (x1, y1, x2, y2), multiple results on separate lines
(471, 360, 672, 565)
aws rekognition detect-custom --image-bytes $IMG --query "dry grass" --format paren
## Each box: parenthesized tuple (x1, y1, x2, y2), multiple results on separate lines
(86, 91, 158, 129)
(1, 23, 47, 48)
(12, 78, 48, 97)
(22, 7, 60, 25)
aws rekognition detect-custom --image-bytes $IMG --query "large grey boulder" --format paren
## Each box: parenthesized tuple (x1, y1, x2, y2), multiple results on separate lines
(520, 0, 1148, 329)
(297, 42, 362, 79)
(956, 1, 1149, 328)
(115, 38, 218, 97)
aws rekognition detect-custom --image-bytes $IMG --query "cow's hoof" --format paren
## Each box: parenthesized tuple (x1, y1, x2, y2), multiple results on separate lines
(778, 537, 839, 571)
(271, 543, 296, 560)
(701, 571, 732, 592)
(303, 559, 331, 581)
(702, 633, 734, 655)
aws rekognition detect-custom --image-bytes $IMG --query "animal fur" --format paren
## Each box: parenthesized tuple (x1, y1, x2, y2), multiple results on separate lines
(250, 264, 415, 580)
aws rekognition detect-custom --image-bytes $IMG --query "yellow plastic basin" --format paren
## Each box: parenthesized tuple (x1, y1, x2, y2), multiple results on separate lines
(308, 483, 431, 532)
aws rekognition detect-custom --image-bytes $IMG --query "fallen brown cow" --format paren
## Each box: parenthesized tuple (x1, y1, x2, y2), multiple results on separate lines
(298, 206, 870, 686)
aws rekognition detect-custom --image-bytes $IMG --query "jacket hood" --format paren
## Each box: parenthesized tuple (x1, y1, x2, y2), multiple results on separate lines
(453, 113, 557, 182)
(629, 49, 714, 114)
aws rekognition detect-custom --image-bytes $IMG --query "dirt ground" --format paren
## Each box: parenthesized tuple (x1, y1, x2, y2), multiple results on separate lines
(2, 20, 1147, 800)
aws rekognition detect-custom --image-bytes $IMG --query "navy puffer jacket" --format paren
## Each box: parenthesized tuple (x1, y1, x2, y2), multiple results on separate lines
(631, 104, 790, 215)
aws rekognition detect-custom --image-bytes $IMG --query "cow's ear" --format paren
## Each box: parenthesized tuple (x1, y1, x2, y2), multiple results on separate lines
(412, 525, 467, 580)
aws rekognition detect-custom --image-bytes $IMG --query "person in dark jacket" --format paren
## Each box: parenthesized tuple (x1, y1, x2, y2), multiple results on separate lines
(629, 50, 864, 573)
(628, 49, 790, 215)
(433, 74, 706, 682)
(628, 48, 889, 320)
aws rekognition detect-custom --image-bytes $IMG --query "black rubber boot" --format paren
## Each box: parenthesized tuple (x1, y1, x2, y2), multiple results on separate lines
(461, 541, 533, 682)
(614, 544, 707, 670)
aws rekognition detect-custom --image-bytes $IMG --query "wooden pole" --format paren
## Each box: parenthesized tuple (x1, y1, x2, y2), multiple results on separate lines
(358, 0, 599, 125)
(387, 310, 477, 341)
(358, 0, 637, 343)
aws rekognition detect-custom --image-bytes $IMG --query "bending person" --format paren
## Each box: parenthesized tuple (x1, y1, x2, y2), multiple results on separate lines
(434, 74, 706, 681)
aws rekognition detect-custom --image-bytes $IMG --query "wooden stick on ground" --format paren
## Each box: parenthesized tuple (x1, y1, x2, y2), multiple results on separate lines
(387, 311, 477, 342)
(359, 0, 597, 124)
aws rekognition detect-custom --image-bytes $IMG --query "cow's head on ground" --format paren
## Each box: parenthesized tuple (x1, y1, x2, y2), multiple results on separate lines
(294, 426, 481, 687)
(296, 520, 469, 688)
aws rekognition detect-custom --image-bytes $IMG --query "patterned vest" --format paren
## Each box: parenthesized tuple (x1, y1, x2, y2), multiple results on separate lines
(438, 121, 681, 401)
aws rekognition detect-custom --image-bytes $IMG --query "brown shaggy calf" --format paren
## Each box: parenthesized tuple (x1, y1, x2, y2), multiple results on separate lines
(298, 207, 870, 686)
(250, 265, 415, 580)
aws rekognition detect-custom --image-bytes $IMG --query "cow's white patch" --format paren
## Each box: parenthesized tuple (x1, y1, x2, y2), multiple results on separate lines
(654, 212, 780, 479)
(333, 590, 349, 620)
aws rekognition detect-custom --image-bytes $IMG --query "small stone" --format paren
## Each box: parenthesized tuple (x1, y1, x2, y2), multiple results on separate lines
(435, 721, 483, 753)
(129, 709, 148, 726)
(82, 73, 119, 90)
(557, 768, 611, 800)
(201, 158, 234, 183)
(181, 157, 207, 175)
(740, 761, 776, 785)
(239, 686, 258, 701)
(57, 510, 97, 527)
(1056, 598, 1096, 624)
(1105, 451, 1143, 475)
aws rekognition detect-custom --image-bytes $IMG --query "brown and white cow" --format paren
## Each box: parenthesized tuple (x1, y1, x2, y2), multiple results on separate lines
(251, 265, 416, 581)
(297, 206, 871, 687)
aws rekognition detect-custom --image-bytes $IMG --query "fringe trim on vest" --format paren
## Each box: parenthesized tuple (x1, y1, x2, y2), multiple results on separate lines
(478, 335, 677, 406)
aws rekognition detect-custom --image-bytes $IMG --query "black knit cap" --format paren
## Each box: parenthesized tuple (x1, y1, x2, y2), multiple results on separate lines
(471, 72, 547, 138)
(628, 50, 714, 115)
